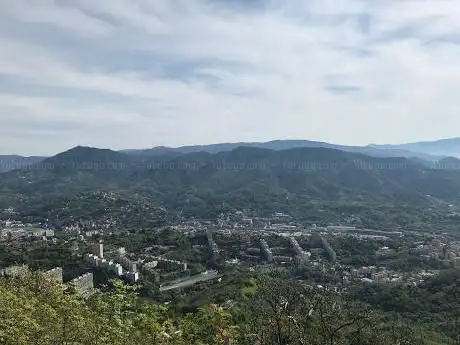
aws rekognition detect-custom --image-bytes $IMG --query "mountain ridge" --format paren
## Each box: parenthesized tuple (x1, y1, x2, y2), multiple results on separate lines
(4, 136, 460, 173)
(371, 137, 460, 158)
(2, 145, 460, 221)
(121, 139, 443, 161)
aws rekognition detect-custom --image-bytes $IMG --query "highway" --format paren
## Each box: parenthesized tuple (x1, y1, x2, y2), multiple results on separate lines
(159, 270, 222, 291)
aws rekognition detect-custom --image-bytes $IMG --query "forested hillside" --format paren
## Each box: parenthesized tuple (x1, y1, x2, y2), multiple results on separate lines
(2, 146, 460, 224)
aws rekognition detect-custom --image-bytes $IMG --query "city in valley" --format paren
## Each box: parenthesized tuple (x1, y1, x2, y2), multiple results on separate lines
(2, 207, 459, 297)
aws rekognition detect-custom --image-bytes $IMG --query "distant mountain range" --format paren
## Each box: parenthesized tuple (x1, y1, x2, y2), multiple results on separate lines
(371, 137, 460, 158)
(2, 137, 460, 173)
(2, 145, 460, 221)
(122, 139, 446, 161)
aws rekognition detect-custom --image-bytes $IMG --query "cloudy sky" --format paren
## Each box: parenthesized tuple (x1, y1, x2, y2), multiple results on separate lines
(1, 0, 460, 155)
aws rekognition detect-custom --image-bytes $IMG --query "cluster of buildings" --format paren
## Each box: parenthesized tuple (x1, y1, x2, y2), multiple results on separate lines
(84, 242, 139, 283)
(69, 273, 94, 297)
(142, 257, 188, 271)
(415, 238, 460, 268)
(83, 241, 193, 286)
(142, 257, 189, 284)
(213, 211, 299, 232)
(346, 266, 437, 285)
(260, 239, 273, 263)
(66, 209, 460, 292)
(290, 237, 311, 263)
(0, 220, 55, 241)
(0, 265, 64, 284)
(322, 226, 403, 240)
(0, 265, 94, 296)
(171, 213, 460, 289)
(4, 206, 460, 296)
(319, 237, 336, 262)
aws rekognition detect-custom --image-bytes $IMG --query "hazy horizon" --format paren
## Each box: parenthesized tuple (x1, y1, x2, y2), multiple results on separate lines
(2, 136, 460, 157)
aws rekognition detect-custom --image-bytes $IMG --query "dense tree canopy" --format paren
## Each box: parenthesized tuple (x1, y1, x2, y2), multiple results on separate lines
(1, 271, 456, 345)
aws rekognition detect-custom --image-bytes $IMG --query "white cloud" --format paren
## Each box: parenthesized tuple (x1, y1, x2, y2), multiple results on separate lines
(0, 0, 112, 37)
(1, 0, 460, 155)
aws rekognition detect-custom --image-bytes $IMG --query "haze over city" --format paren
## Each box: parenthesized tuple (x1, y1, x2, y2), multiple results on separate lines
(2, 0, 460, 155)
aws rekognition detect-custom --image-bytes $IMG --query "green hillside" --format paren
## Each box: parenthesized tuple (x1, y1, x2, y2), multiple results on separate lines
(2, 146, 460, 226)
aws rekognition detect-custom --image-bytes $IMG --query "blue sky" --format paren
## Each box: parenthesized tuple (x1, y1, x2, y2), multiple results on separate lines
(1, 0, 460, 155)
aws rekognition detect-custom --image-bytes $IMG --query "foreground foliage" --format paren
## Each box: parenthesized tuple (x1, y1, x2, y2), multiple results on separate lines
(0, 272, 455, 345)
(0, 274, 233, 345)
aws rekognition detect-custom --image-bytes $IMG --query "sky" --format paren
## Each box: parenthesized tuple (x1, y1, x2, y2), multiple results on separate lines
(2, 0, 460, 155)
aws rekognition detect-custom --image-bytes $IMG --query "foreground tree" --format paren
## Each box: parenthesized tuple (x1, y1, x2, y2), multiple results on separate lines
(238, 274, 427, 345)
